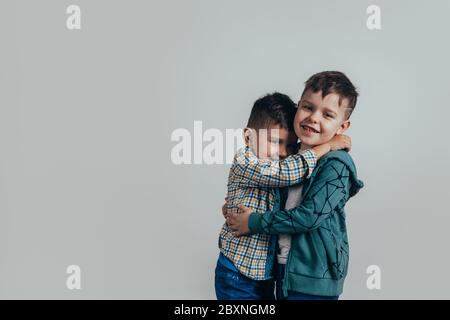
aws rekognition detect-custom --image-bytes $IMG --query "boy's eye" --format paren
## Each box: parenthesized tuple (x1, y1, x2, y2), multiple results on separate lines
(269, 137, 279, 144)
(325, 113, 335, 118)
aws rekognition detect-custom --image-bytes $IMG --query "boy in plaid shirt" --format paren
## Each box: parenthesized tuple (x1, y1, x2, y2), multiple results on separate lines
(215, 92, 350, 300)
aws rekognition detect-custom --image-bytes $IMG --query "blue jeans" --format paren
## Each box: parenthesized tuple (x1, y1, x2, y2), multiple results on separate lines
(275, 263, 339, 300)
(214, 254, 275, 300)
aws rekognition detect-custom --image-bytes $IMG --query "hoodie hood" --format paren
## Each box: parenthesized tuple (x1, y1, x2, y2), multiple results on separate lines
(309, 150, 364, 198)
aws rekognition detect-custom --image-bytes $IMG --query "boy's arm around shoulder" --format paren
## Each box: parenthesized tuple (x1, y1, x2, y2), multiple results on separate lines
(248, 158, 352, 235)
(231, 147, 317, 188)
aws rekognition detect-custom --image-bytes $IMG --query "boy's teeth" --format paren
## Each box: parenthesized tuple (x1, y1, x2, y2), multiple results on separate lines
(303, 125, 319, 133)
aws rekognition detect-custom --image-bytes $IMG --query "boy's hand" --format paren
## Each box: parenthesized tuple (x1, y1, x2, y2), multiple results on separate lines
(222, 199, 228, 220)
(222, 203, 227, 218)
(329, 134, 351, 151)
(222, 197, 231, 223)
(227, 205, 252, 236)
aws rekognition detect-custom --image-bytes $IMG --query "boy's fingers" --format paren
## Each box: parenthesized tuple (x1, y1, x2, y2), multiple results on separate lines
(222, 203, 227, 218)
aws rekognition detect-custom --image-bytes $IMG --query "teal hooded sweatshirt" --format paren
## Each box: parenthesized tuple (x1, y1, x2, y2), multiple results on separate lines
(248, 150, 364, 297)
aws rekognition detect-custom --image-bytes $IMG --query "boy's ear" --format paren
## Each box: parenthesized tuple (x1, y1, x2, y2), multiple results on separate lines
(243, 128, 252, 146)
(337, 120, 351, 135)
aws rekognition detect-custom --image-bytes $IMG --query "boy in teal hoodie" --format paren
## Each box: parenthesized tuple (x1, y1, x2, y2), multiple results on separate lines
(227, 71, 364, 300)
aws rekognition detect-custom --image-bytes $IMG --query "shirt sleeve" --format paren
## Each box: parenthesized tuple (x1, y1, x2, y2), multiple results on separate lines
(231, 147, 317, 188)
(248, 159, 350, 234)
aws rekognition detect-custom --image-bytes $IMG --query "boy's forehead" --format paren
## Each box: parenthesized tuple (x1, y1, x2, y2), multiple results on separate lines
(265, 124, 292, 138)
(267, 124, 288, 134)
(301, 89, 349, 111)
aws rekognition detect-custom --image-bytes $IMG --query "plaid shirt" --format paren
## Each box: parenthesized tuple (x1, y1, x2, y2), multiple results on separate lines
(218, 146, 317, 280)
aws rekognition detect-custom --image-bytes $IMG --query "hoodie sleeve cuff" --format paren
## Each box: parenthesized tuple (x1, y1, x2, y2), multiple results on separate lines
(248, 212, 265, 234)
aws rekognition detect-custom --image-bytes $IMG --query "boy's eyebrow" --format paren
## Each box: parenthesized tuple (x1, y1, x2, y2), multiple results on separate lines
(301, 99, 315, 106)
(303, 100, 340, 114)
(323, 107, 338, 114)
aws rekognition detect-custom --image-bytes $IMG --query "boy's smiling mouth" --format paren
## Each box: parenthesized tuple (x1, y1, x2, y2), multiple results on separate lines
(301, 124, 320, 134)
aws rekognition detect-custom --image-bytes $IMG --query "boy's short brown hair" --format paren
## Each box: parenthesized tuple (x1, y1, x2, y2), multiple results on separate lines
(301, 71, 358, 119)
(247, 92, 297, 131)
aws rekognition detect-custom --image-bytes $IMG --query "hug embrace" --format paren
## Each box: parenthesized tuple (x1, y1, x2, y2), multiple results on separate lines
(215, 71, 364, 300)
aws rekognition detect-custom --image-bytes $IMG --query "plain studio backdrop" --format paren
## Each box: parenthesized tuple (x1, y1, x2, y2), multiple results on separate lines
(1, 0, 449, 299)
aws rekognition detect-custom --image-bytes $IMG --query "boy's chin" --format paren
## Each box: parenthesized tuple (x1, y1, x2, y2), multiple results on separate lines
(298, 135, 320, 146)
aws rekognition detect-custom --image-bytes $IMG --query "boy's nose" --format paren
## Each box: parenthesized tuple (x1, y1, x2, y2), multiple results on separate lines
(309, 114, 319, 123)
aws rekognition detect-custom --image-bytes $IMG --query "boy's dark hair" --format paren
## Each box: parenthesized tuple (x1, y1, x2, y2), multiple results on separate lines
(301, 71, 358, 119)
(247, 92, 297, 131)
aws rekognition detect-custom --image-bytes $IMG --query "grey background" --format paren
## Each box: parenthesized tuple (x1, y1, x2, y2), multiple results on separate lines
(1, 0, 449, 299)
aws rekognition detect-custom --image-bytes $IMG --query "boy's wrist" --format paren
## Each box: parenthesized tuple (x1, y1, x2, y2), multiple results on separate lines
(311, 143, 331, 159)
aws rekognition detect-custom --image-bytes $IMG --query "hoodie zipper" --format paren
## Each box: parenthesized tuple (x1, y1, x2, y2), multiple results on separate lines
(281, 244, 291, 298)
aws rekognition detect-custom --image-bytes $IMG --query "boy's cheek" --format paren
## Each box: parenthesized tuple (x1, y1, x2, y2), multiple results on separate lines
(293, 124, 303, 139)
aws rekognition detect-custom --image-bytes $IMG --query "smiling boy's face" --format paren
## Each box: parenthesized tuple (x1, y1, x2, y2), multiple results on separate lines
(294, 89, 351, 148)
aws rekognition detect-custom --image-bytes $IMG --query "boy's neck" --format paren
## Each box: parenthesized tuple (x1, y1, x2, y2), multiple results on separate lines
(299, 142, 312, 151)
